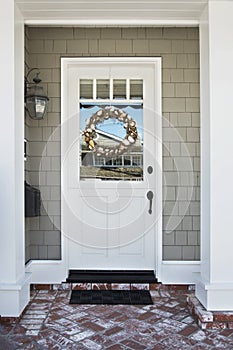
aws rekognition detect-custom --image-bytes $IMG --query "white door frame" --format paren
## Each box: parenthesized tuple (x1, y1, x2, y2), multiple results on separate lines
(61, 57, 162, 276)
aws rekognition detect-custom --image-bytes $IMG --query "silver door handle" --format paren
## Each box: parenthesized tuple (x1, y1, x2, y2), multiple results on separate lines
(147, 191, 153, 214)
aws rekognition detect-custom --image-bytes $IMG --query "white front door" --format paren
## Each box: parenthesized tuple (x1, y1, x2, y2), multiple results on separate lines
(62, 58, 162, 271)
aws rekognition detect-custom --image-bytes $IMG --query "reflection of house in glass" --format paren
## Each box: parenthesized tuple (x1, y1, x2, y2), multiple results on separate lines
(80, 129, 143, 180)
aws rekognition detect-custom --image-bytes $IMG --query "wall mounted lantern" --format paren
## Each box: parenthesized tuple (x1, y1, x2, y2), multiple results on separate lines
(25, 68, 49, 120)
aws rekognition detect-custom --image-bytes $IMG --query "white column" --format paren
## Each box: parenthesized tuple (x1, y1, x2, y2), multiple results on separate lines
(0, 1, 30, 317)
(197, 0, 233, 311)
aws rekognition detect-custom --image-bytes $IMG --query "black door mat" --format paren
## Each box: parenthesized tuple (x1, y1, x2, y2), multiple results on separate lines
(66, 270, 157, 283)
(69, 290, 153, 305)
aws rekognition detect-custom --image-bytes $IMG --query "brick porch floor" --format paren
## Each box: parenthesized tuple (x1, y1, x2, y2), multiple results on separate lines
(1, 288, 233, 349)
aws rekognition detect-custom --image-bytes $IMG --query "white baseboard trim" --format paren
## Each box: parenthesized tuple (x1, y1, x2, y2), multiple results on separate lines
(195, 273, 233, 311)
(0, 273, 31, 317)
(159, 261, 200, 284)
(25, 260, 201, 286)
(25, 260, 67, 284)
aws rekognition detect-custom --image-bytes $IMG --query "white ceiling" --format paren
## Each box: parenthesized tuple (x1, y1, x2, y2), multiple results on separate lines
(16, 0, 208, 26)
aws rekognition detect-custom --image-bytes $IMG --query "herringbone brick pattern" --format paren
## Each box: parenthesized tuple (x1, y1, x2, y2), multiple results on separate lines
(1, 289, 233, 349)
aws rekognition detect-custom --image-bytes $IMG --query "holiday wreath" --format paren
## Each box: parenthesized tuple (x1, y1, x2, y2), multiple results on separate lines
(82, 106, 138, 158)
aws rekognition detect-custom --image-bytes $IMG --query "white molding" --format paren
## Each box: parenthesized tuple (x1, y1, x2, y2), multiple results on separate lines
(196, 0, 233, 311)
(0, 2, 30, 318)
(0, 273, 31, 317)
(160, 261, 200, 284)
(25, 260, 201, 286)
(24, 20, 199, 26)
(25, 260, 67, 284)
(195, 274, 233, 311)
(62, 57, 162, 64)
(16, 0, 207, 24)
(61, 57, 162, 273)
(154, 57, 163, 282)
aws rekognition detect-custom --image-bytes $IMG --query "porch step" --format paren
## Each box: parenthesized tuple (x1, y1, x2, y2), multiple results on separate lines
(66, 270, 157, 284)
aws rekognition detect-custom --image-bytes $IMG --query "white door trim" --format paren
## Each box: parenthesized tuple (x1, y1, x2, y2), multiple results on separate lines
(16, 0, 206, 26)
(61, 57, 162, 276)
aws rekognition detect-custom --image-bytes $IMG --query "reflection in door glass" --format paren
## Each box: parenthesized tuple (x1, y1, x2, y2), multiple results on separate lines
(130, 80, 143, 100)
(113, 79, 126, 99)
(80, 102, 143, 181)
(80, 79, 93, 99)
(96, 79, 110, 99)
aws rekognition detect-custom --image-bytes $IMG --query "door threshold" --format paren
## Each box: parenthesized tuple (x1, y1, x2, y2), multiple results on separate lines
(66, 269, 157, 284)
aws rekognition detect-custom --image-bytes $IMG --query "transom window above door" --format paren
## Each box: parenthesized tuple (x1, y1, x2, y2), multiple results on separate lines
(79, 79, 143, 100)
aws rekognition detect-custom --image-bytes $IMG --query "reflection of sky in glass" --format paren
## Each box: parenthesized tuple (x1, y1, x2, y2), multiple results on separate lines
(80, 103, 143, 141)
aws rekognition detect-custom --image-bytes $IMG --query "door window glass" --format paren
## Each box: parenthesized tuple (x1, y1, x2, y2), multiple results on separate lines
(113, 79, 127, 99)
(79, 79, 144, 181)
(97, 79, 110, 99)
(130, 79, 143, 100)
(80, 79, 93, 99)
